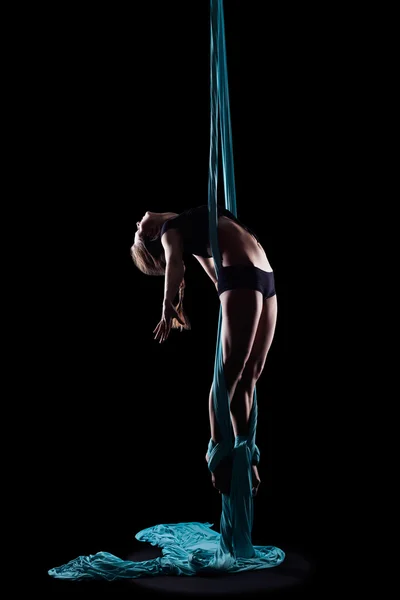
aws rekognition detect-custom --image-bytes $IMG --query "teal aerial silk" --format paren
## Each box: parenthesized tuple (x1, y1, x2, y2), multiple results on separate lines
(48, 0, 284, 581)
(205, 0, 283, 568)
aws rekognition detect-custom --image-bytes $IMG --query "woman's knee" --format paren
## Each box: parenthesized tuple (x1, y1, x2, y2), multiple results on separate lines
(240, 359, 266, 388)
(223, 353, 249, 387)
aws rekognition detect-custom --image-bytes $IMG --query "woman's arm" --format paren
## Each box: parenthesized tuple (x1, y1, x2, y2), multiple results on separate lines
(161, 229, 185, 304)
(153, 230, 185, 343)
(163, 260, 185, 304)
(193, 255, 218, 287)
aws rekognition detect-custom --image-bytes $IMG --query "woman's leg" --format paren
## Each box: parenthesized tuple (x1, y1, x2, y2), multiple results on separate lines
(230, 294, 278, 435)
(207, 289, 263, 490)
(205, 384, 220, 462)
(230, 294, 277, 496)
(209, 292, 277, 495)
(219, 289, 265, 435)
(207, 288, 263, 446)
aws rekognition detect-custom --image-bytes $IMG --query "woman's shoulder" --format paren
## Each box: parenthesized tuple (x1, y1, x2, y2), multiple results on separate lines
(160, 215, 180, 237)
(160, 206, 208, 235)
(162, 206, 203, 228)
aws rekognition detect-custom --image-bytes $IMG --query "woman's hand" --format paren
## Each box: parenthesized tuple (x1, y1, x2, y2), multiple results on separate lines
(211, 456, 232, 495)
(251, 465, 261, 497)
(153, 300, 184, 343)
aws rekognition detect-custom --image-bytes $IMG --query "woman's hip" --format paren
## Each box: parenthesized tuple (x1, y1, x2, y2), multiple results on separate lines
(217, 264, 276, 300)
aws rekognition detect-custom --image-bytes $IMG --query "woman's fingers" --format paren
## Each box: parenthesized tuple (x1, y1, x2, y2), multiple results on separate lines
(154, 318, 169, 342)
(164, 325, 172, 342)
(154, 311, 184, 343)
(154, 307, 185, 342)
(162, 321, 169, 343)
(154, 320, 170, 343)
(154, 321, 165, 341)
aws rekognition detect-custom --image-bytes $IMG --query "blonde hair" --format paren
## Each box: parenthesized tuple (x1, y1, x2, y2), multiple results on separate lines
(130, 236, 190, 331)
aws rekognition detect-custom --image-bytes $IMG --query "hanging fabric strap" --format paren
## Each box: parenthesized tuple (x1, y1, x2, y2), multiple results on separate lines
(206, 0, 260, 561)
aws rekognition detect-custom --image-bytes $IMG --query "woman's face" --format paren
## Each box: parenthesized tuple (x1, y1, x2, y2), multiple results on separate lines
(134, 212, 160, 244)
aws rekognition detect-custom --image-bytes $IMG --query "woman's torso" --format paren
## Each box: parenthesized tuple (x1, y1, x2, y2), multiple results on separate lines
(161, 205, 272, 272)
(216, 215, 272, 271)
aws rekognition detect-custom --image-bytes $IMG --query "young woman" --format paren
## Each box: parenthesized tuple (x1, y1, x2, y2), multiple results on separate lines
(131, 205, 277, 497)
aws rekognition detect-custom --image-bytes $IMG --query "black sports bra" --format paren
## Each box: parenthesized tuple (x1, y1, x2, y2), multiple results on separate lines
(160, 205, 261, 258)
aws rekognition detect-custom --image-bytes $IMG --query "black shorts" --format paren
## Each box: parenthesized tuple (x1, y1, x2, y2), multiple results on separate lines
(217, 265, 276, 300)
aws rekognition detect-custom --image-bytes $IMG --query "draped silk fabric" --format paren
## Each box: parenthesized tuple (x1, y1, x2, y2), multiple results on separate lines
(48, 0, 284, 581)
(205, 0, 284, 568)
(49, 523, 283, 580)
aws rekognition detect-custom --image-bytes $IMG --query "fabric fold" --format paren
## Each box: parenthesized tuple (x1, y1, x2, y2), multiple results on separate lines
(49, 522, 284, 580)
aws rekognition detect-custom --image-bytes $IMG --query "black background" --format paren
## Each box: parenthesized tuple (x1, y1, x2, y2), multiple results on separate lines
(26, 1, 330, 590)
